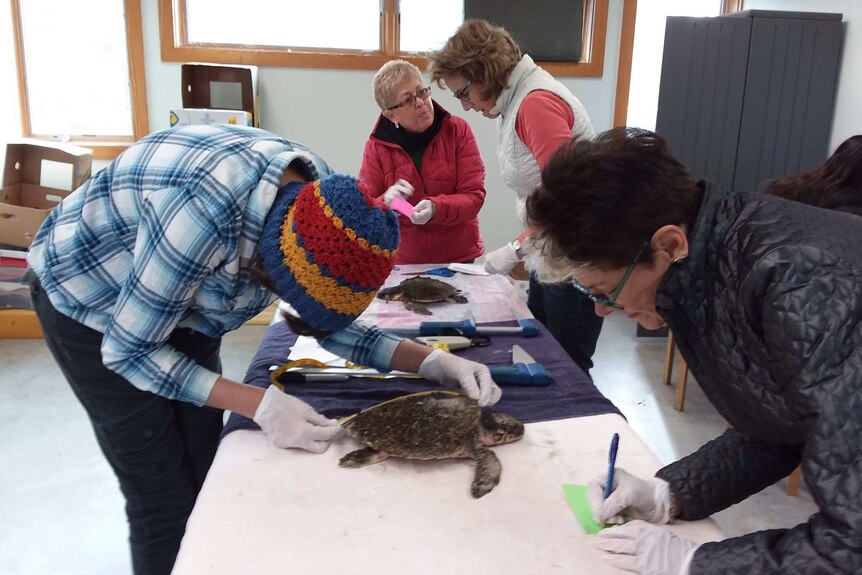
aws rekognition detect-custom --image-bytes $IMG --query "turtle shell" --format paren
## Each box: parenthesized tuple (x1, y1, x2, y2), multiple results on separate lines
(341, 391, 480, 459)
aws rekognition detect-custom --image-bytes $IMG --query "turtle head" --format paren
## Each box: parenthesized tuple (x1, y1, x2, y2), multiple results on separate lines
(479, 412, 525, 445)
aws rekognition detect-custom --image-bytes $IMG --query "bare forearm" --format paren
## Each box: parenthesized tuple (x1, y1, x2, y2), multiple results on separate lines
(388, 340, 433, 373)
(206, 377, 266, 418)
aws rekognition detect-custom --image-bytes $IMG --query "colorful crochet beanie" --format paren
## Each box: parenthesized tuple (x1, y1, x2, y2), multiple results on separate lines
(259, 174, 399, 333)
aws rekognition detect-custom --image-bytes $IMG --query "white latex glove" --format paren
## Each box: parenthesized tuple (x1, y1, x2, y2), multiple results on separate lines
(593, 520, 699, 575)
(418, 349, 502, 406)
(483, 242, 521, 275)
(382, 179, 414, 206)
(410, 199, 436, 225)
(253, 385, 343, 452)
(587, 469, 672, 525)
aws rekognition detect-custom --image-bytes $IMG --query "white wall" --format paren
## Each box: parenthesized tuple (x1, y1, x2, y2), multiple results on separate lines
(140, 0, 625, 252)
(743, 0, 862, 152)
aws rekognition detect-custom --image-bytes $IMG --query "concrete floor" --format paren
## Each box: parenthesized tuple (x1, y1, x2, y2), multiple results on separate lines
(0, 313, 816, 575)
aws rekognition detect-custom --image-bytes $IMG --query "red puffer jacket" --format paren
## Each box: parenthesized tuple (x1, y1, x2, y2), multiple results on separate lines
(358, 104, 485, 264)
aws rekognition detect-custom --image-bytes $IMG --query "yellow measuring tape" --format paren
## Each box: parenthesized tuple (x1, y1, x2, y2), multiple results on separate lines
(269, 358, 423, 391)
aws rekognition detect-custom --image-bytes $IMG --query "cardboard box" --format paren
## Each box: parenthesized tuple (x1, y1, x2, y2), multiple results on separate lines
(0, 309, 43, 338)
(181, 63, 259, 126)
(0, 141, 92, 248)
(170, 108, 254, 128)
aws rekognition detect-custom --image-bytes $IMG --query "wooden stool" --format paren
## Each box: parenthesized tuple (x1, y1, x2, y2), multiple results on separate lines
(663, 330, 688, 411)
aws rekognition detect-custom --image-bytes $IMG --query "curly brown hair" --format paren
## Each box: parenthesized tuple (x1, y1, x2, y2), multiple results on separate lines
(767, 135, 862, 213)
(526, 128, 702, 270)
(427, 19, 521, 102)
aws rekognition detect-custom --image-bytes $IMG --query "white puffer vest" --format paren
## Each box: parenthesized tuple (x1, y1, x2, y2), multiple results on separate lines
(495, 55, 596, 224)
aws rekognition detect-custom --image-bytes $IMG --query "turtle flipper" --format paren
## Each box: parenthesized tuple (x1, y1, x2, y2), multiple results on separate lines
(405, 301, 432, 315)
(339, 446, 389, 468)
(469, 445, 502, 498)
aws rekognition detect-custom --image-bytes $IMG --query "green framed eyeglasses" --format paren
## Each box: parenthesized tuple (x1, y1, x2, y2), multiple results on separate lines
(571, 242, 648, 311)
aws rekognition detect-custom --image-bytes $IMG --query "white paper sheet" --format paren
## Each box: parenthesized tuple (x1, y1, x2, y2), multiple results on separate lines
(360, 264, 530, 328)
(174, 414, 725, 575)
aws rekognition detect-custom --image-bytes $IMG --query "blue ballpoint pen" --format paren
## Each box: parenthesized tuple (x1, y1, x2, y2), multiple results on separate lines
(604, 433, 620, 499)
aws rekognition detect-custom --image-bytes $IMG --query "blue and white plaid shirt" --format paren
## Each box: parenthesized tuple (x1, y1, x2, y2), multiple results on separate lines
(28, 125, 402, 405)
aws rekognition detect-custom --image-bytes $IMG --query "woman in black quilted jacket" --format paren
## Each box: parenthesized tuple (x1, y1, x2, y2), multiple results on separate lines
(526, 128, 861, 575)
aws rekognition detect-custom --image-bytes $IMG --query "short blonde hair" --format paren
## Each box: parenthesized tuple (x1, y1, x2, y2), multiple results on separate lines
(373, 60, 423, 110)
(427, 19, 521, 101)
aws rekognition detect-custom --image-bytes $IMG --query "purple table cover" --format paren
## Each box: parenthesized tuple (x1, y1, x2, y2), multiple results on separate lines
(222, 319, 621, 439)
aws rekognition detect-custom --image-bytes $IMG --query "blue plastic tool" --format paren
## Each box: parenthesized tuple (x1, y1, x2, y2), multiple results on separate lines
(407, 317, 539, 337)
(604, 433, 620, 499)
(402, 267, 456, 277)
(488, 362, 550, 386)
(487, 345, 550, 386)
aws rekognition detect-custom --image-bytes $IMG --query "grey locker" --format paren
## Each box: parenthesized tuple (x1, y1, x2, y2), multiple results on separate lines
(655, 10, 843, 193)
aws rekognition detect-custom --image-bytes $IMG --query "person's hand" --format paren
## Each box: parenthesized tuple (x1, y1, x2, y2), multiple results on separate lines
(410, 199, 435, 225)
(418, 349, 502, 406)
(382, 179, 414, 206)
(587, 469, 672, 524)
(483, 242, 521, 275)
(593, 520, 699, 575)
(253, 385, 343, 452)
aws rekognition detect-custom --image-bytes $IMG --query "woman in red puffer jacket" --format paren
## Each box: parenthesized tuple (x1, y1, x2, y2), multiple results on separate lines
(359, 60, 485, 264)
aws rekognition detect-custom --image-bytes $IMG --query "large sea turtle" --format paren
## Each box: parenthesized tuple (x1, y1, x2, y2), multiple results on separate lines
(376, 276, 467, 315)
(338, 391, 524, 498)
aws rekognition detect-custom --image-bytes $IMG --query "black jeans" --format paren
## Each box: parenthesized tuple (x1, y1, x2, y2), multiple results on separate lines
(527, 275, 604, 376)
(27, 271, 224, 575)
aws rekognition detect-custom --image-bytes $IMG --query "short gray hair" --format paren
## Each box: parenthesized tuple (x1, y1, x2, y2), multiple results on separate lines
(373, 60, 423, 110)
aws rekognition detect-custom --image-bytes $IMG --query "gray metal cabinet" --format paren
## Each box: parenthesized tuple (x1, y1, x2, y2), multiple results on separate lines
(655, 10, 843, 192)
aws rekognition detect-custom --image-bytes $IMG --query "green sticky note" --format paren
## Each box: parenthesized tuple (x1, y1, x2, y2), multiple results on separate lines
(562, 484, 604, 535)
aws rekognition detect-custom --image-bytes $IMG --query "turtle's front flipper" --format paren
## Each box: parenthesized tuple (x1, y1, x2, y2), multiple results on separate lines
(469, 444, 502, 498)
(405, 301, 432, 315)
(339, 447, 389, 468)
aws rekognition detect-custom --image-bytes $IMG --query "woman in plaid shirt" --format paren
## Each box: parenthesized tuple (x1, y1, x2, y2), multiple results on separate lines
(26, 124, 500, 575)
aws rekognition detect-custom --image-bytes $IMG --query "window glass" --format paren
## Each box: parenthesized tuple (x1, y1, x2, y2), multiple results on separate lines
(186, 0, 380, 51)
(399, 0, 464, 53)
(19, 0, 132, 137)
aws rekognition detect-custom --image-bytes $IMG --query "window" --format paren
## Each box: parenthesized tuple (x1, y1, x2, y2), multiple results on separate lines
(160, 0, 608, 77)
(625, 0, 740, 130)
(12, 0, 149, 159)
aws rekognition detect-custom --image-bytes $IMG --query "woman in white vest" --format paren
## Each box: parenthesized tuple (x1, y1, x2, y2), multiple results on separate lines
(428, 19, 603, 375)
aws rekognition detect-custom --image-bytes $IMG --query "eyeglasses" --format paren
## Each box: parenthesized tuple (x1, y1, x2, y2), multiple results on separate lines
(387, 86, 432, 111)
(453, 81, 472, 102)
(571, 242, 648, 311)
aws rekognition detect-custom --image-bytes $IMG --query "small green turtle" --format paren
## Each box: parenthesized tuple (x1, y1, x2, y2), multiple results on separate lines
(338, 391, 524, 498)
(376, 276, 468, 315)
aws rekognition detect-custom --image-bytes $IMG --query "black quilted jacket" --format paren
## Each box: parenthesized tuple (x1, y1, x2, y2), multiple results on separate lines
(654, 183, 862, 574)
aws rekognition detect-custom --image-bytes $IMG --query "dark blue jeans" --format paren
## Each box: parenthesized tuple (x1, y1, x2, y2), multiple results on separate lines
(527, 275, 604, 376)
(27, 272, 224, 575)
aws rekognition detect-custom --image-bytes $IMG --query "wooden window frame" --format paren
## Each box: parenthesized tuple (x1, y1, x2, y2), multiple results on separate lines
(11, 0, 149, 160)
(159, 0, 609, 77)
